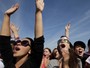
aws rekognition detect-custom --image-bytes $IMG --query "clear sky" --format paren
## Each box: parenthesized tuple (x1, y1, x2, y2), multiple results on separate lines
(0, 0, 90, 51)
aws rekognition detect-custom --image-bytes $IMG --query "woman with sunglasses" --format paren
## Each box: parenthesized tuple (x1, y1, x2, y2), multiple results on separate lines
(47, 36, 82, 68)
(0, 0, 44, 68)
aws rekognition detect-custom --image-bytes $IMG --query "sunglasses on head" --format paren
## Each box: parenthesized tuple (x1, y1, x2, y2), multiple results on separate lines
(13, 40, 30, 47)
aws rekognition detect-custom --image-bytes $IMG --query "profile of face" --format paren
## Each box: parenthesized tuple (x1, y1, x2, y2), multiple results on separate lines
(13, 38, 31, 58)
(74, 46, 85, 57)
(43, 48, 51, 58)
(53, 48, 60, 59)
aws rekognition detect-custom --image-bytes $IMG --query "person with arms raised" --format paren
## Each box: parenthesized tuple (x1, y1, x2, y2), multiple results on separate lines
(0, 0, 45, 68)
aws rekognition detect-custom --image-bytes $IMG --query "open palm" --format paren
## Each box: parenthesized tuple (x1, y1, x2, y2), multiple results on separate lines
(5, 3, 19, 15)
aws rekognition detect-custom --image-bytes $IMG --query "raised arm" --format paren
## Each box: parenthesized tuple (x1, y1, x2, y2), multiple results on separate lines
(35, 0, 44, 38)
(0, 4, 19, 68)
(0, 3, 19, 36)
(65, 23, 70, 39)
(10, 23, 19, 40)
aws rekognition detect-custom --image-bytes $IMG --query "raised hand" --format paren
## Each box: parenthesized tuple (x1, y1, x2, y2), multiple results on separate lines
(65, 23, 70, 31)
(35, 0, 44, 38)
(0, 3, 19, 36)
(5, 3, 19, 15)
(10, 23, 19, 39)
(10, 23, 19, 33)
(36, 0, 44, 12)
(65, 23, 70, 39)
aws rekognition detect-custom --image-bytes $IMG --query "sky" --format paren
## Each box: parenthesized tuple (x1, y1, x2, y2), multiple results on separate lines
(0, 0, 90, 51)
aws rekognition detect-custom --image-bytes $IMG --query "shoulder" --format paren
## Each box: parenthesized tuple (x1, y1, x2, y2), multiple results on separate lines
(47, 59, 59, 68)
(77, 58, 82, 68)
(34, 36, 44, 42)
(50, 59, 58, 62)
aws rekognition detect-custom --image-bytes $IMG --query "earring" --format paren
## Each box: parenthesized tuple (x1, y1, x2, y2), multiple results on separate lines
(28, 50, 31, 54)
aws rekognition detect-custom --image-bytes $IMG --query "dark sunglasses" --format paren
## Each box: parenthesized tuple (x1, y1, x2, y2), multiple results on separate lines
(13, 40, 30, 47)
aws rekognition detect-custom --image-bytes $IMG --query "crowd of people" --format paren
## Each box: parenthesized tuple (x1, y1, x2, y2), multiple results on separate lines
(0, 0, 90, 68)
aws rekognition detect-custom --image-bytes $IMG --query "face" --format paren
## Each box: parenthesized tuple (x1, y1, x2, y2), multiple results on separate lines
(58, 37, 70, 57)
(74, 46, 85, 57)
(59, 37, 70, 51)
(54, 49, 60, 59)
(43, 48, 51, 58)
(13, 38, 31, 58)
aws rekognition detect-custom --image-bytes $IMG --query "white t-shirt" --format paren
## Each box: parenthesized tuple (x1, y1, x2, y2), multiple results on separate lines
(0, 59, 4, 68)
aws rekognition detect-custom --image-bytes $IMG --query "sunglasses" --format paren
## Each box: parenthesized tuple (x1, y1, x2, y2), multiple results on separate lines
(58, 39, 69, 44)
(13, 40, 30, 47)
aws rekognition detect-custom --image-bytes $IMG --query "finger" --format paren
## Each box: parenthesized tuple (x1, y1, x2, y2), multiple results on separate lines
(42, 2, 44, 6)
(17, 27, 20, 31)
(36, 0, 44, 3)
(67, 21, 71, 26)
(36, 0, 38, 2)
(15, 3, 19, 9)
(68, 23, 70, 26)
(11, 23, 14, 26)
(41, 0, 44, 2)
(68, 24, 70, 28)
(10, 23, 13, 27)
(11, 5, 15, 8)
(11, 3, 19, 9)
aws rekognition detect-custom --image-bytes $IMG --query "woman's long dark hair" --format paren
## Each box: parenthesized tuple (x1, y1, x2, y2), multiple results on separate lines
(50, 48, 60, 60)
(57, 37, 79, 68)
(68, 48, 79, 68)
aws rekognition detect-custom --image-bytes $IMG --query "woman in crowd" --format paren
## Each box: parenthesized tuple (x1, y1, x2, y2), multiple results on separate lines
(47, 36, 82, 68)
(0, 0, 45, 68)
(40, 48, 51, 68)
(50, 48, 60, 60)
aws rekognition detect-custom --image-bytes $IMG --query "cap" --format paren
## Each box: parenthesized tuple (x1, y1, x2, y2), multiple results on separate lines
(74, 41, 86, 49)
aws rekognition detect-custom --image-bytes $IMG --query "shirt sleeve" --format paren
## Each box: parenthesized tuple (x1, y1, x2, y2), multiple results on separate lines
(30, 36, 44, 67)
(0, 35, 15, 68)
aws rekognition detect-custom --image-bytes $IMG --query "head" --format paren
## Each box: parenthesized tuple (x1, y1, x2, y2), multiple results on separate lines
(57, 36, 79, 68)
(57, 36, 73, 56)
(74, 41, 86, 57)
(13, 37, 34, 58)
(50, 48, 60, 59)
(43, 48, 51, 58)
